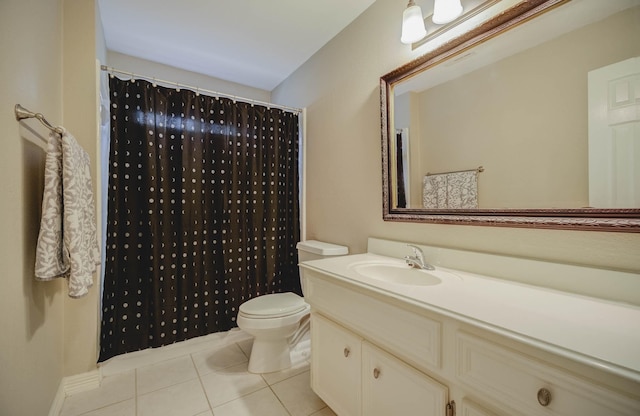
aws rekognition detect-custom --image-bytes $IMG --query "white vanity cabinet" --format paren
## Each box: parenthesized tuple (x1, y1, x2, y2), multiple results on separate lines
(302, 258, 640, 416)
(311, 313, 449, 416)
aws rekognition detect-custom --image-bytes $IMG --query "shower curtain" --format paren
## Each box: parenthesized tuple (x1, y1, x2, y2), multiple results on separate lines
(396, 131, 407, 208)
(99, 76, 300, 362)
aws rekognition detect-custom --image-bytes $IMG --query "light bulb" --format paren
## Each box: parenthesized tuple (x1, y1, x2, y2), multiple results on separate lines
(432, 0, 463, 25)
(401, 1, 427, 44)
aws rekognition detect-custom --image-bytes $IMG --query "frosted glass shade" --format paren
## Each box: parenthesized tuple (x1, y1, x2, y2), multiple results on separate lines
(401, 3, 427, 44)
(432, 0, 463, 25)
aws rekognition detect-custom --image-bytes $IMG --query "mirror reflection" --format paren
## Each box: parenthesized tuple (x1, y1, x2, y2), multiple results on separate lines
(390, 0, 640, 211)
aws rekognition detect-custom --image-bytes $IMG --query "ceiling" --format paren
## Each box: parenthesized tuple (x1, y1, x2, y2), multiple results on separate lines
(98, 0, 377, 92)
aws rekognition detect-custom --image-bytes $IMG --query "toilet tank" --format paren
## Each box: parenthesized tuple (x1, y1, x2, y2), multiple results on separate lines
(296, 240, 348, 296)
(296, 240, 349, 262)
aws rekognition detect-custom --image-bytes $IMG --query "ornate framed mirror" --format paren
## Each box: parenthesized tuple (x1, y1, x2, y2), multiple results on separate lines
(381, 0, 640, 232)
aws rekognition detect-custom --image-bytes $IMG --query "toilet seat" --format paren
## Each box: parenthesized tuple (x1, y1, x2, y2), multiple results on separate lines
(238, 292, 307, 319)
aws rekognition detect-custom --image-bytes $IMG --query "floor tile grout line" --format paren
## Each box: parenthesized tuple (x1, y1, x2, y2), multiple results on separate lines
(209, 385, 277, 412)
(62, 331, 322, 416)
(103, 333, 232, 378)
(64, 371, 138, 416)
(134, 368, 138, 416)
(192, 339, 271, 410)
(191, 352, 216, 414)
(238, 339, 251, 359)
(72, 398, 132, 416)
(270, 369, 328, 416)
(267, 383, 293, 416)
(134, 354, 205, 397)
(204, 339, 296, 411)
(137, 377, 214, 416)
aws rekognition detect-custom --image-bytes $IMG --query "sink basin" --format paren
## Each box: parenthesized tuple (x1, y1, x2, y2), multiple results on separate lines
(350, 263, 442, 286)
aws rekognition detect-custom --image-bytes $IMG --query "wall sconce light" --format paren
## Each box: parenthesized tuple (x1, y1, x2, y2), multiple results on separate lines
(401, 0, 468, 45)
(432, 0, 463, 25)
(400, 0, 427, 44)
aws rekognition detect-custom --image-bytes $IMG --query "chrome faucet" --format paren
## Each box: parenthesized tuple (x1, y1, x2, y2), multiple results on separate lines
(405, 244, 435, 270)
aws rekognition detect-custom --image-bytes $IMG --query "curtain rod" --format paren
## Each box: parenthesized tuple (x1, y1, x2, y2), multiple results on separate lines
(100, 65, 303, 114)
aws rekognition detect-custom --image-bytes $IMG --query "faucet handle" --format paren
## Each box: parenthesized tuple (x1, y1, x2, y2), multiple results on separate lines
(406, 244, 424, 259)
(405, 244, 435, 270)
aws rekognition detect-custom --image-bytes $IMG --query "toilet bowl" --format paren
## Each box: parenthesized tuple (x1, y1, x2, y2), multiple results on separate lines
(237, 293, 311, 374)
(237, 240, 348, 374)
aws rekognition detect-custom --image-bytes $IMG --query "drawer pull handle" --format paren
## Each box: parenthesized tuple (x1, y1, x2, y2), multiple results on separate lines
(343, 347, 350, 357)
(373, 368, 381, 379)
(537, 388, 552, 407)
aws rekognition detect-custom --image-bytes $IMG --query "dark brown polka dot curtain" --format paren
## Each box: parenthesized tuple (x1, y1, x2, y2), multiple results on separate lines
(99, 76, 301, 362)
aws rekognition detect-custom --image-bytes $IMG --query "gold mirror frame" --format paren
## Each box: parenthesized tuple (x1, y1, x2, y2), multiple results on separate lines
(380, 0, 640, 232)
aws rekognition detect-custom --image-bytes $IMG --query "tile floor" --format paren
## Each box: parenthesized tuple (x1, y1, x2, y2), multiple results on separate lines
(59, 329, 335, 416)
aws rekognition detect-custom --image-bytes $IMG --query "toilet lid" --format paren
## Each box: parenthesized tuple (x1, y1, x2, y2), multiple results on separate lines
(239, 292, 307, 318)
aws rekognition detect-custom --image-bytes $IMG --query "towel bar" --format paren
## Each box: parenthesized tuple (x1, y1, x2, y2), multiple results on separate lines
(426, 166, 484, 176)
(14, 104, 65, 134)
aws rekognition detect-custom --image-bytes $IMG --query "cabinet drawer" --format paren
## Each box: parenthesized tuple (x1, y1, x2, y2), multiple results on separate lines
(304, 271, 441, 370)
(456, 332, 640, 416)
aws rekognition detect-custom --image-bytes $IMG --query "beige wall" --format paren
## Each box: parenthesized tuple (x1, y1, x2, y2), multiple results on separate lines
(1, 0, 106, 412)
(0, 0, 65, 414)
(0, 0, 273, 392)
(62, 0, 103, 377)
(273, 0, 640, 274)
(107, 52, 272, 103)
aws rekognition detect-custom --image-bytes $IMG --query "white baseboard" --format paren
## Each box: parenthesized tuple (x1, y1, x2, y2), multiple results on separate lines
(47, 382, 66, 416)
(48, 329, 253, 415)
(48, 369, 102, 416)
(99, 328, 251, 377)
(63, 369, 101, 396)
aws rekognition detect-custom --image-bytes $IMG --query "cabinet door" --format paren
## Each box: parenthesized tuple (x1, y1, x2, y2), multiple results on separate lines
(362, 341, 448, 416)
(311, 314, 363, 416)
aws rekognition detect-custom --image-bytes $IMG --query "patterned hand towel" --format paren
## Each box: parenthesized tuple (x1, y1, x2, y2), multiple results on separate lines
(35, 130, 100, 298)
(447, 171, 478, 209)
(423, 174, 448, 208)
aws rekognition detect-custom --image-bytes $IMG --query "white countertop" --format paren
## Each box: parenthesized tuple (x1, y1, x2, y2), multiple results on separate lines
(301, 253, 640, 383)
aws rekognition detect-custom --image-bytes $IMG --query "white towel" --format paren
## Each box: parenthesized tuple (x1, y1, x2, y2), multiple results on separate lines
(35, 130, 100, 298)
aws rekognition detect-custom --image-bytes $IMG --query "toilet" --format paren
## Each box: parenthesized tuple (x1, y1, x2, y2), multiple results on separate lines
(237, 240, 348, 373)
